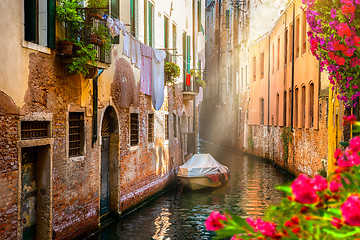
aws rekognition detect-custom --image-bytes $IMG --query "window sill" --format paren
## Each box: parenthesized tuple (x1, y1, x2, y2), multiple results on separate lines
(22, 40, 51, 55)
(69, 156, 86, 162)
(130, 145, 139, 151)
(148, 142, 155, 149)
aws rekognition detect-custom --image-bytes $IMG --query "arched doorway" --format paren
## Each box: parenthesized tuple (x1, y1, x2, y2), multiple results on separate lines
(100, 106, 119, 216)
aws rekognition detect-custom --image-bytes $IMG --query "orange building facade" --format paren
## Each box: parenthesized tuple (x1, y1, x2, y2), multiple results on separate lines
(247, 1, 330, 176)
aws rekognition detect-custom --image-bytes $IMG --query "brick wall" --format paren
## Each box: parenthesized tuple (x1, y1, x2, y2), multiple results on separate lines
(0, 91, 20, 240)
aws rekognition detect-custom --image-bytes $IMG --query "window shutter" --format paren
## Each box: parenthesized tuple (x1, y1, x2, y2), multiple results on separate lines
(47, 0, 56, 48)
(198, 0, 201, 32)
(24, 0, 37, 43)
(112, 0, 119, 44)
(148, 2, 153, 47)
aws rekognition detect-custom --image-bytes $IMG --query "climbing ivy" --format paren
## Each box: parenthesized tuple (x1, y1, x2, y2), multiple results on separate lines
(281, 127, 292, 162)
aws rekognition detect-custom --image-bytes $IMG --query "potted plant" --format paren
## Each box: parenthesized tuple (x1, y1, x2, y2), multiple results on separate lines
(190, 69, 206, 88)
(164, 62, 181, 86)
(68, 41, 98, 78)
(87, 0, 108, 17)
(56, 0, 84, 55)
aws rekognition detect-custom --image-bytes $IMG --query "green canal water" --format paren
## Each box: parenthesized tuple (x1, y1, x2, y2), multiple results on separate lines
(87, 141, 293, 240)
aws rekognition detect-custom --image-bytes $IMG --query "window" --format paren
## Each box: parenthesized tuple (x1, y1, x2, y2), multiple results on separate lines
(112, 0, 120, 43)
(283, 91, 287, 126)
(145, 0, 154, 47)
(289, 90, 292, 126)
(165, 115, 169, 140)
(253, 56, 256, 81)
(198, 0, 202, 32)
(310, 83, 314, 127)
(245, 65, 247, 86)
(272, 44, 274, 74)
(284, 29, 288, 64)
(277, 37, 280, 71)
(173, 114, 177, 138)
(130, 113, 139, 146)
(24, 0, 55, 48)
(130, 0, 138, 38)
(302, 86, 306, 128)
(240, 68, 243, 93)
(289, 23, 293, 63)
(148, 113, 154, 143)
(296, 17, 300, 58)
(172, 23, 177, 63)
(302, 11, 307, 54)
(276, 93, 279, 126)
(260, 53, 264, 79)
(69, 112, 84, 157)
(164, 16, 169, 49)
(225, 10, 230, 29)
(294, 88, 299, 128)
(21, 121, 50, 140)
(260, 98, 264, 125)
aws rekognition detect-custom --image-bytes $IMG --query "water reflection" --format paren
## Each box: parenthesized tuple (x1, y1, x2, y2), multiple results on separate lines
(87, 141, 292, 240)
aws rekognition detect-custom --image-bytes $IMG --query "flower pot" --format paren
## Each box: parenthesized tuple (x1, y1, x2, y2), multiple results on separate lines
(90, 35, 98, 44)
(57, 40, 74, 55)
(97, 37, 104, 46)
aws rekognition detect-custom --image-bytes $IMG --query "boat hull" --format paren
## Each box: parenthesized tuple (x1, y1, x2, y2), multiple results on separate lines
(179, 176, 222, 190)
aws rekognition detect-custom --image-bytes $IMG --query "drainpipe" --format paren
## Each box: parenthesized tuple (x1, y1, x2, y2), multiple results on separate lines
(217, 0, 222, 104)
(92, 69, 105, 146)
(290, 2, 295, 132)
(267, 35, 271, 132)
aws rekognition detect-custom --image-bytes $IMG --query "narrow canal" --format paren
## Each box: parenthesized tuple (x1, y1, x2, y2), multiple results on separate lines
(87, 141, 293, 240)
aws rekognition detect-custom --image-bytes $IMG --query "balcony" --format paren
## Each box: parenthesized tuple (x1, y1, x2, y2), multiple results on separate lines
(182, 75, 199, 101)
(57, 7, 112, 77)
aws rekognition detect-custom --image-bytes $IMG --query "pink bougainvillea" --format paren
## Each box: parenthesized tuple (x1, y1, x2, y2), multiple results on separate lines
(341, 195, 360, 226)
(290, 174, 328, 204)
(303, 0, 360, 107)
(205, 211, 227, 231)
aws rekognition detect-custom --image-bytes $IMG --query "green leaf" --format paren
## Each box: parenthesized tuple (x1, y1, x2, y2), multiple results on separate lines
(275, 186, 292, 195)
(323, 228, 360, 238)
(339, 141, 349, 147)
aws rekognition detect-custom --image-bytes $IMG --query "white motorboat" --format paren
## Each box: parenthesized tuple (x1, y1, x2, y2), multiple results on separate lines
(177, 154, 230, 190)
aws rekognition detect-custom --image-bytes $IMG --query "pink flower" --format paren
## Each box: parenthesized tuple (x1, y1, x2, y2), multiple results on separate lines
(291, 174, 328, 204)
(343, 115, 357, 125)
(341, 195, 360, 226)
(246, 218, 276, 237)
(350, 136, 360, 152)
(337, 23, 352, 37)
(205, 211, 227, 231)
(334, 149, 343, 159)
(331, 217, 342, 229)
(330, 176, 343, 192)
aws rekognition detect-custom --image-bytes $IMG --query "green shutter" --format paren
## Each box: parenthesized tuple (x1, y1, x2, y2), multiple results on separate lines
(182, 32, 186, 82)
(24, 0, 37, 43)
(198, 0, 201, 32)
(226, 10, 230, 29)
(111, 0, 119, 44)
(186, 35, 190, 74)
(47, 0, 56, 48)
(130, 0, 136, 37)
(148, 2, 153, 47)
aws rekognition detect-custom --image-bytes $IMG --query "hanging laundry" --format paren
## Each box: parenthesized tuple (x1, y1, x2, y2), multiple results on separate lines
(151, 49, 167, 110)
(140, 43, 152, 95)
(130, 36, 136, 64)
(135, 40, 142, 69)
(122, 32, 130, 58)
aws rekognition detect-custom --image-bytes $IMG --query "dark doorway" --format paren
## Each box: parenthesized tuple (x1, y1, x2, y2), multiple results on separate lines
(100, 106, 119, 216)
(21, 145, 51, 240)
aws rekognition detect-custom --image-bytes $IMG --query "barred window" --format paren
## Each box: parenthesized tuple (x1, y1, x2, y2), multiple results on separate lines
(165, 115, 169, 140)
(21, 121, 50, 140)
(130, 113, 139, 146)
(148, 113, 154, 143)
(69, 112, 84, 157)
